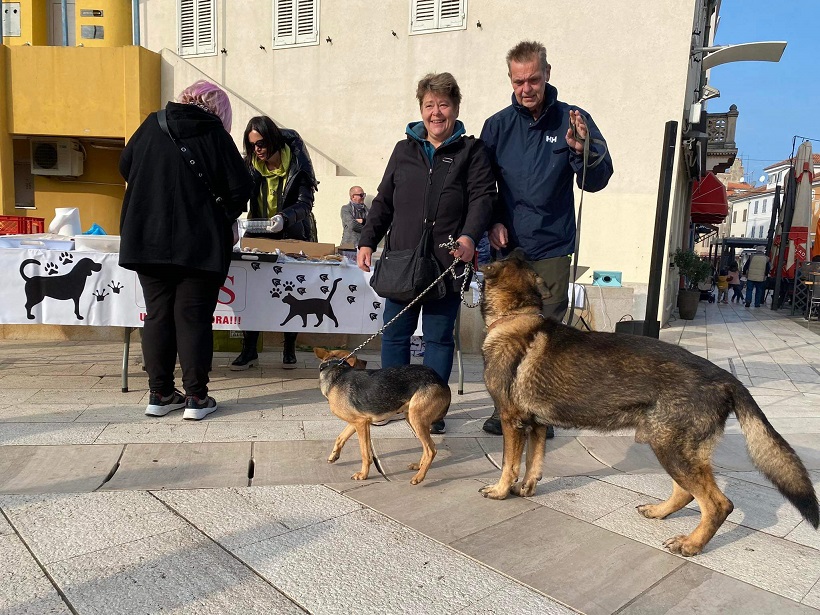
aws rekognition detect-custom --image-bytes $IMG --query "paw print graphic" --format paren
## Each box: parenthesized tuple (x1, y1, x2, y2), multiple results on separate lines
(59, 252, 73, 265)
(270, 289, 281, 299)
(283, 281, 295, 292)
(45, 262, 59, 275)
(271, 278, 282, 287)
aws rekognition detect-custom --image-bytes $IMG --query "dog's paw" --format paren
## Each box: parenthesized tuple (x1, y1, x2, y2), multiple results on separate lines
(410, 473, 425, 485)
(327, 452, 340, 463)
(663, 535, 702, 557)
(407, 463, 420, 471)
(45, 262, 59, 275)
(479, 483, 510, 500)
(637, 503, 667, 519)
(59, 252, 73, 265)
(351, 471, 369, 481)
(270, 289, 281, 299)
(511, 479, 538, 497)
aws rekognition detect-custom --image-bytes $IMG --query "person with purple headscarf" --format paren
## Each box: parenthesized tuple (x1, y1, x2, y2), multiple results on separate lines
(119, 80, 252, 420)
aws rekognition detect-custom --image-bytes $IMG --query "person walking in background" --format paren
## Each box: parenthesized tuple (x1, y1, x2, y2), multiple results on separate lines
(727, 262, 742, 302)
(231, 116, 319, 371)
(119, 80, 253, 420)
(357, 72, 495, 434)
(479, 40, 614, 436)
(716, 268, 729, 304)
(743, 245, 770, 308)
(340, 185, 368, 247)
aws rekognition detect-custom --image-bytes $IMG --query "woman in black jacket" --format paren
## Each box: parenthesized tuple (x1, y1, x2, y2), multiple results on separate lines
(119, 80, 253, 420)
(357, 72, 496, 434)
(231, 116, 318, 370)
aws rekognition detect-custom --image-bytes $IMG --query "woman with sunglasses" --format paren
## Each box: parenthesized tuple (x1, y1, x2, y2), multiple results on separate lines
(231, 116, 319, 370)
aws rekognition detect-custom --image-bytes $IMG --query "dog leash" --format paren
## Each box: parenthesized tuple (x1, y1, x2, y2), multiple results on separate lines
(334, 237, 478, 365)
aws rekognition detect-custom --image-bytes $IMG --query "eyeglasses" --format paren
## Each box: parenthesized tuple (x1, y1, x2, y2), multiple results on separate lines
(250, 139, 268, 151)
(351, 193, 366, 198)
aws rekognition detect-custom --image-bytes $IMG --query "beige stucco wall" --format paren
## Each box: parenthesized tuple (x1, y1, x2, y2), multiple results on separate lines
(141, 0, 700, 323)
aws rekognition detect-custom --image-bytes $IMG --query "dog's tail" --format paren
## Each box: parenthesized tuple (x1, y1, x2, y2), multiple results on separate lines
(733, 384, 819, 528)
(19, 259, 40, 281)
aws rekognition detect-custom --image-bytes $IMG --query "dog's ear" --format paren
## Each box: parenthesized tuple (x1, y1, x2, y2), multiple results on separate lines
(508, 248, 528, 263)
(534, 274, 550, 300)
(345, 356, 360, 368)
(314, 347, 328, 360)
(354, 358, 368, 369)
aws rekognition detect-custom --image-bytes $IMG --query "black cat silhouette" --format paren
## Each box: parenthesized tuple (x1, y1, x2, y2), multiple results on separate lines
(280, 278, 342, 328)
(20, 258, 102, 320)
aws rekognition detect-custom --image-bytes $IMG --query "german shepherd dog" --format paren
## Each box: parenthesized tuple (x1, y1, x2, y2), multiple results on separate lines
(314, 348, 450, 484)
(478, 252, 819, 556)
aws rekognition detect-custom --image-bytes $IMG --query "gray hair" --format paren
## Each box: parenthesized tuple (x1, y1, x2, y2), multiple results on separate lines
(506, 41, 548, 74)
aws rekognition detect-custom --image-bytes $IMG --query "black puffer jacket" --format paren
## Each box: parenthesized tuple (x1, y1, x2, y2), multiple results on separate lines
(246, 129, 318, 241)
(119, 102, 253, 276)
(359, 133, 495, 293)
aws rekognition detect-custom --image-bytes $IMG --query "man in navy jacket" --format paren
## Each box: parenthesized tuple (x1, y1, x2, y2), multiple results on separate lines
(480, 40, 614, 436)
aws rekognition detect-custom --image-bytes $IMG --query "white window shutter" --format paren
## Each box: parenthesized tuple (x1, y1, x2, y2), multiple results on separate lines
(411, 0, 436, 33)
(195, 0, 216, 55)
(179, 0, 215, 56)
(274, 0, 297, 47)
(437, 0, 465, 29)
(295, 0, 318, 45)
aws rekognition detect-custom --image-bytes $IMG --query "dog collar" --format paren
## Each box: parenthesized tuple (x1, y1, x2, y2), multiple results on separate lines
(486, 313, 543, 333)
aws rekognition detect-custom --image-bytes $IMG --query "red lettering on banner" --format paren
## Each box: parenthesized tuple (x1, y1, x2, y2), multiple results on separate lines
(139, 312, 146, 321)
(219, 275, 236, 305)
(212, 315, 241, 325)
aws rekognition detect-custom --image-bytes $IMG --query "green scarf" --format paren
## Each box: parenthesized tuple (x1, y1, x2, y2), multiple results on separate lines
(252, 144, 291, 218)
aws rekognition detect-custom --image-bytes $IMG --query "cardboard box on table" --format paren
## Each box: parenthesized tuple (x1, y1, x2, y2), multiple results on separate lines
(239, 237, 336, 258)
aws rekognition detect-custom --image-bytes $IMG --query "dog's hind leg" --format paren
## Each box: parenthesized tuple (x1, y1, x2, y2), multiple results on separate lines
(73, 296, 84, 320)
(637, 479, 693, 519)
(328, 423, 356, 463)
(480, 414, 526, 500)
(512, 425, 547, 497)
(405, 394, 442, 485)
(648, 440, 734, 556)
(351, 421, 373, 480)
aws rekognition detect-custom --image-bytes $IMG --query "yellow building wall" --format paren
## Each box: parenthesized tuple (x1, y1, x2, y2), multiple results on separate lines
(3, 0, 48, 46)
(76, 1, 132, 47)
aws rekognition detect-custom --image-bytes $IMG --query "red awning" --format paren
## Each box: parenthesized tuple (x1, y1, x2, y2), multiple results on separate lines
(690, 172, 729, 224)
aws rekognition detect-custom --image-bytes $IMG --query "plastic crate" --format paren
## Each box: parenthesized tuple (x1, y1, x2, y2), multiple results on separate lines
(0, 215, 45, 235)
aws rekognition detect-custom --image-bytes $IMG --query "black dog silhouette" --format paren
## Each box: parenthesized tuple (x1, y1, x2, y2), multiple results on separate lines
(20, 258, 102, 320)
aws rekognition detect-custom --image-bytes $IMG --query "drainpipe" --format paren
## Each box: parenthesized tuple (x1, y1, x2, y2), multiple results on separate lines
(132, 0, 141, 46)
(61, 0, 69, 46)
(1, 3, 4, 45)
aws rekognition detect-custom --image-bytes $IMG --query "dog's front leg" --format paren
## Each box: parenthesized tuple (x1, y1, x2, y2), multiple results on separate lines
(512, 425, 547, 497)
(328, 423, 356, 463)
(351, 421, 373, 480)
(480, 417, 526, 500)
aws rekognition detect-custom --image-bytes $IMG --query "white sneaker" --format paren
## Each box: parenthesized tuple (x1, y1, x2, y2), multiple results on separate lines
(373, 411, 406, 426)
(183, 395, 218, 420)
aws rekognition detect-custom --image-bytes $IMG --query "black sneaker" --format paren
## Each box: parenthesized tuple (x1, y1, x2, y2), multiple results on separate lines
(482, 416, 502, 435)
(230, 350, 258, 371)
(145, 390, 186, 417)
(282, 350, 298, 370)
(430, 420, 446, 434)
(183, 395, 218, 420)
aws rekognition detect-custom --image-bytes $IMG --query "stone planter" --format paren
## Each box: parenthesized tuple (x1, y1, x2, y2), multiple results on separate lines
(678, 288, 700, 320)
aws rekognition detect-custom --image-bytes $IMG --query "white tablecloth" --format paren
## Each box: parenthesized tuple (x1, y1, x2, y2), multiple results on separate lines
(0, 248, 387, 334)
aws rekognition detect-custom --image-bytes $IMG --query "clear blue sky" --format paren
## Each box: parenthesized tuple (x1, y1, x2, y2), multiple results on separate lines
(710, 0, 819, 184)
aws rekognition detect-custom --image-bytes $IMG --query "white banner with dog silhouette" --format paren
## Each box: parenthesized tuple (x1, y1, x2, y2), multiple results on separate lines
(0, 248, 393, 333)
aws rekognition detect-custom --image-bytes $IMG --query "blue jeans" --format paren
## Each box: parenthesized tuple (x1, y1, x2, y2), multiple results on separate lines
(745, 280, 766, 307)
(381, 293, 461, 385)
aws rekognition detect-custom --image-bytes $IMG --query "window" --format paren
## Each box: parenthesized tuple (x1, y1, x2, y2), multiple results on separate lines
(273, 0, 319, 48)
(762, 200, 767, 214)
(410, 0, 466, 34)
(759, 226, 765, 238)
(732, 211, 737, 224)
(753, 201, 758, 214)
(742, 209, 747, 222)
(179, 0, 216, 56)
(750, 226, 756, 238)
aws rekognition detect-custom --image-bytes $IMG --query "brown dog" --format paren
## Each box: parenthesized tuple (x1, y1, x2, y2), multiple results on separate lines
(314, 347, 450, 484)
(478, 252, 819, 556)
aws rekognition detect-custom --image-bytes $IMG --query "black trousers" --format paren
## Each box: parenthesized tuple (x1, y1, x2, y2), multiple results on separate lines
(137, 266, 224, 398)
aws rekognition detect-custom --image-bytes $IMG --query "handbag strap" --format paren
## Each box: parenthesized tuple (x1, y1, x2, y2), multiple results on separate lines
(157, 109, 224, 206)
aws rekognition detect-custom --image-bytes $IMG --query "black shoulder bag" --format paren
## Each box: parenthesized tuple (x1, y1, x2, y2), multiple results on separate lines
(369, 162, 449, 303)
(156, 109, 228, 215)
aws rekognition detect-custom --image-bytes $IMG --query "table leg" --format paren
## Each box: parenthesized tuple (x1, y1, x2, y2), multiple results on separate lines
(122, 327, 132, 393)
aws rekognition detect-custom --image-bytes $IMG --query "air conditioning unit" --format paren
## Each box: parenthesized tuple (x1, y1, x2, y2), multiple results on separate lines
(30, 138, 84, 177)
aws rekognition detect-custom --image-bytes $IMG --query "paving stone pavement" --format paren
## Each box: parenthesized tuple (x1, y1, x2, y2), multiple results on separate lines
(1, 300, 819, 614)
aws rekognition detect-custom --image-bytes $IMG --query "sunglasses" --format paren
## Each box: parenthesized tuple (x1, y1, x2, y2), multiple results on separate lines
(352, 193, 366, 198)
(250, 139, 268, 151)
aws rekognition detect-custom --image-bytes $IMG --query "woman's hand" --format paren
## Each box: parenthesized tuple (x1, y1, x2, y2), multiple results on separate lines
(450, 235, 475, 263)
(357, 246, 373, 272)
(267, 214, 284, 233)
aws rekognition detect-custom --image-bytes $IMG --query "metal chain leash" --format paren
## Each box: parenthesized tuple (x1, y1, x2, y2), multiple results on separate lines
(335, 236, 481, 364)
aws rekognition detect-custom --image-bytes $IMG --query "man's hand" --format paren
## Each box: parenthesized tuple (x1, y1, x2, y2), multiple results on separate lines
(488, 223, 508, 250)
(450, 235, 475, 263)
(565, 109, 588, 155)
(357, 246, 373, 272)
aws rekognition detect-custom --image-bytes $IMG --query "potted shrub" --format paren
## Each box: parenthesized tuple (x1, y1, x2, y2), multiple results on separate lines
(672, 248, 711, 320)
